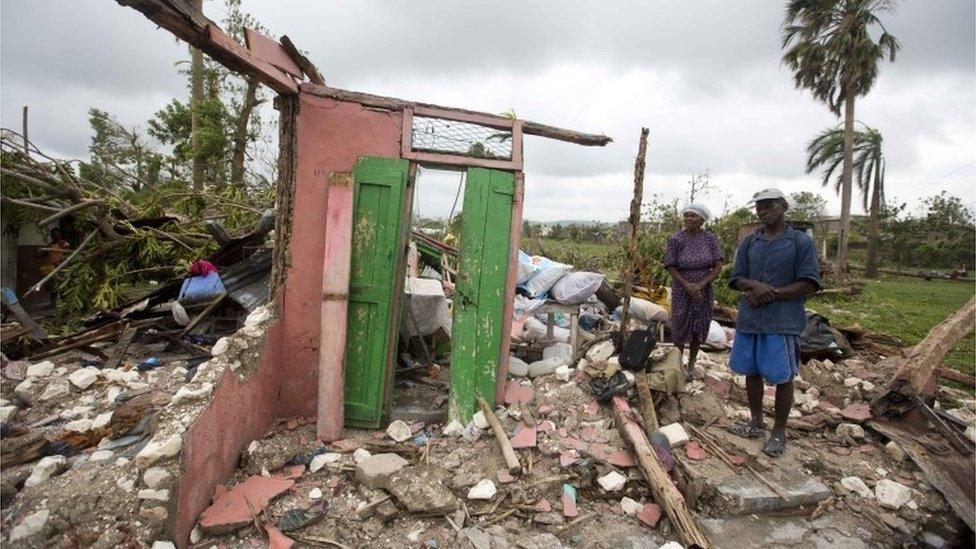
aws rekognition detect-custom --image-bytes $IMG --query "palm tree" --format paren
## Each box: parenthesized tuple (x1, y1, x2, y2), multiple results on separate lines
(806, 124, 886, 278)
(782, 0, 899, 274)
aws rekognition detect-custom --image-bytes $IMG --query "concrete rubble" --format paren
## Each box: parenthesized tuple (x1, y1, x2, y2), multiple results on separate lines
(2, 296, 972, 548)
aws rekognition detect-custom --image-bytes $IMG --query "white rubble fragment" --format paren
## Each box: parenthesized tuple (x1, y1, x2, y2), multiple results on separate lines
(875, 479, 912, 510)
(104, 369, 139, 384)
(60, 405, 92, 420)
(92, 411, 114, 430)
(659, 423, 690, 448)
(9, 509, 50, 541)
(151, 542, 176, 549)
(353, 448, 372, 464)
(25, 456, 67, 487)
(443, 420, 465, 438)
(471, 411, 490, 430)
(138, 489, 170, 501)
(309, 453, 342, 473)
(64, 418, 93, 433)
(190, 526, 202, 544)
(105, 385, 122, 404)
(860, 380, 875, 392)
(543, 343, 573, 364)
(126, 381, 150, 391)
(14, 378, 35, 403)
(875, 467, 889, 478)
(248, 440, 260, 454)
(840, 476, 873, 498)
(39, 380, 70, 401)
(554, 365, 573, 382)
(835, 423, 865, 439)
(597, 471, 627, 491)
(54, 367, 67, 376)
(966, 425, 976, 444)
(309, 487, 323, 499)
(885, 441, 906, 462)
(907, 500, 918, 511)
(658, 543, 684, 549)
(115, 457, 130, 466)
(461, 422, 483, 442)
(528, 357, 564, 377)
(408, 528, 423, 542)
(26, 361, 54, 377)
(68, 366, 101, 390)
(467, 479, 497, 500)
(507, 356, 529, 377)
(620, 497, 642, 516)
(586, 340, 615, 363)
(244, 306, 272, 328)
(135, 435, 183, 469)
(211, 337, 230, 356)
(171, 383, 213, 405)
(843, 377, 861, 387)
(143, 467, 171, 489)
(0, 405, 17, 423)
(90, 450, 114, 462)
(386, 420, 413, 442)
(117, 477, 136, 491)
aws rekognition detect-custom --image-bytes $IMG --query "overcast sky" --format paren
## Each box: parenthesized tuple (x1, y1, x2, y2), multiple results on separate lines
(2, 0, 973, 222)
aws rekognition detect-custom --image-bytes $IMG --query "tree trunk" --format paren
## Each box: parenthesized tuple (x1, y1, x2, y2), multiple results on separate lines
(835, 91, 855, 275)
(189, 0, 205, 191)
(230, 77, 260, 188)
(864, 155, 882, 278)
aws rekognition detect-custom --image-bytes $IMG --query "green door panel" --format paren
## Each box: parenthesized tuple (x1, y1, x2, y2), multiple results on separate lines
(344, 156, 409, 428)
(450, 168, 515, 422)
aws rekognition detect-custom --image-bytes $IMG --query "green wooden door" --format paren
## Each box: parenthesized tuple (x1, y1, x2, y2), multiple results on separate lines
(344, 156, 410, 428)
(450, 168, 515, 422)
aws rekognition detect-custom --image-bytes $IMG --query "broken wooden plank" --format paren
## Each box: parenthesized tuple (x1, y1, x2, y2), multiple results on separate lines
(612, 396, 710, 548)
(317, 173, 354, 442)
(0, 288, 47, 339)
(298, 83, 612, 147)
(244, 27, 303, 78)
(937, 366, 975, 388)
(29, 325, 125, 360)
(178, 292, 227, 337)
(635, 372, 660, 433)
(102, 326, 138, 370)
(477, 396, 521, 475)
(280, 35, 325, 85)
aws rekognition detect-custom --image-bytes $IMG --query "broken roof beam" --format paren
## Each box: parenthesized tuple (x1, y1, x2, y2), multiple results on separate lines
(299, 84, 613, 147)
(115, 0, 298, 94)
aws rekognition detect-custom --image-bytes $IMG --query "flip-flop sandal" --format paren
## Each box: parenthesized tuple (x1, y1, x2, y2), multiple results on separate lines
(728, 423, 765, 439)
(762, 434, 788, 458)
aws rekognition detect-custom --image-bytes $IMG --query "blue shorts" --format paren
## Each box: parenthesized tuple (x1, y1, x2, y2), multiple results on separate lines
(729, 332, 799, 385)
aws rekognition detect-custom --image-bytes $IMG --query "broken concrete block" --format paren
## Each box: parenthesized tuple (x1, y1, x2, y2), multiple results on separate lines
(0, 405, 17, 423)
(555, 365, 573, 382)
(355, 453, 409, 489)
(39, 380, 70, 401)
(352, 448, 372, 464)
(875, 479, 912, 510)
(471, 410, 490, 430)
(840, 476, 873, 498)
(211, 337, 230, 356)
(309, 487, 323, 499)
(171, 383, 213, 405)
(26, 360, 54, 378)
(143, 467, 171, 489)
(843, 377, 861, 387)
(13, 378, 36, 404)
(137, 489, 170, 502)
(508, 356, 529, 377)
(9, 509, 50, 542)
(25, 455, 67, 487)
(244, 306, 272, 328)
(68, 366, 101, 390)
(91, 411, 114, 430)
(543, 343, 573, 363)
(528, 357, 564, 378)
(620, 497, 642, 516)
(135, 435, 183, 469)
(309, 452, 341, 473)
(150, 542, 176, 549)
(836, 423, 865, 439)
(597, 471, 627, 491)
(387, 465, 458, 513)
(104, 369, 139, 384)
(90, 450, 114, 462)
(442, 420, 464, 438)
(659, 423, 689, 447)
(467, 479, 497, 500)
(884, 441, 906, 462)
(586, 340, 615, 363)
(386, 420, 412, 442)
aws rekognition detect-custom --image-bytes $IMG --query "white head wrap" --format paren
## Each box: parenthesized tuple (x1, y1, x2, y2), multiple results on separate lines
(681, 203, 711, 222)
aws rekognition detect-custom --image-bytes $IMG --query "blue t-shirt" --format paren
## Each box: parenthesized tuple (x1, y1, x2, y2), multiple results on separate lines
(729, 225, 821, 335)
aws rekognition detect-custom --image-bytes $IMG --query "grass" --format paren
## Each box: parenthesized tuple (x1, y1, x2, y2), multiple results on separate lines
(810, 275, 975, 375)
(521, 237, 623, 276)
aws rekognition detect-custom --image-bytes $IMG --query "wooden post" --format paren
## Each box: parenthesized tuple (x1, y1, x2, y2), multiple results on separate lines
(317, 173, 355, 441)
(612, 396, 710, 548)
(619, 128, 650, 343)
(635, 372, 660, 433)
(478, 396, 522, 474)
(872, 296, 975, 416)
(22, 106, 28, 155)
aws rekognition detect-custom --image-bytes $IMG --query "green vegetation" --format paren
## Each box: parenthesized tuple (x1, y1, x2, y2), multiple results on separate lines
(810, 275, 975, 375)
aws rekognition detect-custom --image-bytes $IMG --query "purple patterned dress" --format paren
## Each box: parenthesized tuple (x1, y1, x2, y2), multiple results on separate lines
(663, 230, 725, 345)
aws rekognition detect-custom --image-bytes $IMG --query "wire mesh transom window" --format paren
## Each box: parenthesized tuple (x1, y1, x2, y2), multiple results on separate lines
(410, 116, 513, 160)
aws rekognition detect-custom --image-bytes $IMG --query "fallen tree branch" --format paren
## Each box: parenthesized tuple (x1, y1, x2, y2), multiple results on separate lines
(25, 228, 99, 296)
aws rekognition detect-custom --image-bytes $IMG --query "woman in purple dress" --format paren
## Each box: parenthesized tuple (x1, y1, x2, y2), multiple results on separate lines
(664, 204, 725, 378)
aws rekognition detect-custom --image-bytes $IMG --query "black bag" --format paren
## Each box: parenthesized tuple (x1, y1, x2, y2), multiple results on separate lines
(618, 329, 656, 371)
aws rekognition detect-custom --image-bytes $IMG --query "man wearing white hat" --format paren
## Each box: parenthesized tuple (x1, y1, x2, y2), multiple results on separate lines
(726, 188, 820, 458)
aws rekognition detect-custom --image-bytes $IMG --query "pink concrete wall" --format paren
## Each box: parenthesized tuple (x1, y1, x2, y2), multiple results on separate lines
(170, 323, 282, 547)
(277, 94, 403, 418)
